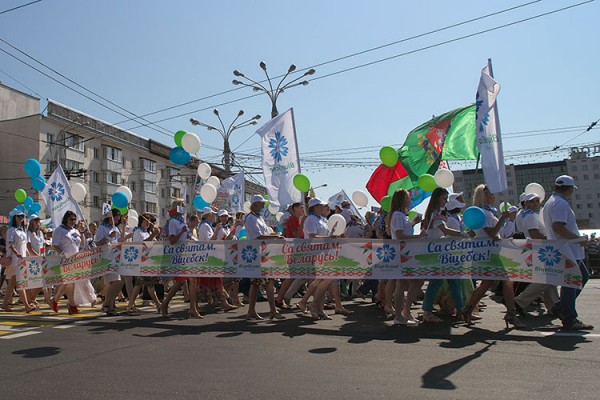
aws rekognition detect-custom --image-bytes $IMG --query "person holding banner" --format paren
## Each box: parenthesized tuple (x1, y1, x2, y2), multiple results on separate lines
(386, 189, 425, 326)
(461, 184, 525, 328)
(26, 214, 49, 307)
(160, 199, 203, 319)
(543, 176, 593, 330)
(128, 213, 162, 313)
(420, 188, 466, 323)
(2, 209, 35, 313)
(50, 210, 84, 315)
(95, 208, 125, 316)
(245, 194, 285, 321)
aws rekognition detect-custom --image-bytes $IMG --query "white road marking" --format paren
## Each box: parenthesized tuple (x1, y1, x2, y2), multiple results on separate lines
(0, 331, 42, 340)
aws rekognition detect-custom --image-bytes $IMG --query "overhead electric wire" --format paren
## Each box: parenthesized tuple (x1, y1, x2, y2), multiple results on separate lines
(0, 0, 42, 15)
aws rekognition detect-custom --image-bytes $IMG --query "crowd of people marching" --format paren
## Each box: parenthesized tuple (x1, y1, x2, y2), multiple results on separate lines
(0, 174, 594, 331)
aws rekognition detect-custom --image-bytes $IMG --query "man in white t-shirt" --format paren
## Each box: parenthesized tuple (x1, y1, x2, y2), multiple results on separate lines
(542, 175, 593, 330)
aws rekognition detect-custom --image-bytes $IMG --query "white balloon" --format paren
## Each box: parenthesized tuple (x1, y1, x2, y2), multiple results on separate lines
(524, 182, 545, 202)
(327, 214, 346, 236)
(434, 169, 454, 188)
(128, 209, 138, 219)
(275, 212, 284, 222)
(197, 163, 212, 180)
(128, 215, 138, 227)
(222, 177, 235, 189)
(352, 190, 368, 207)
(207, 176, 220, 189)
(268, 205, 279, 215)
(243, 201, 252, 213)
(200, 184, 218, 203)
(116, 186, 132, 202)
(70, 182, 87, 202)
(181, 132, 201, 154)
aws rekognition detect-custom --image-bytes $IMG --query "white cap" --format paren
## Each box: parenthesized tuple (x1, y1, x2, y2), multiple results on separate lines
(29, 214, 40, 220)
(201, 207, 215, 216)
(250, 194, 267, 204)
(308, 197, 327, 208)
(519, 192, 527, 203)
(508, 206, 519, 213)
(445, 198, 466, 211)
(217, 209, 229, 217)
(448, 192, 463, 201)
(523, 193, 540, 202)
(555, 175, 577, 189)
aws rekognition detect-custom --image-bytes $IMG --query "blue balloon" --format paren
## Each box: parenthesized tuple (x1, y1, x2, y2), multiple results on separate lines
(192, 195, 209, 210)
(169, 146, 191, 165)
(24, 158, 41, 178)
(237, 228, 246, 239)
(30, 202, 41, 214)
(24, 196, 34, 209)
(112, 191, 129, 209)
(31, 176, 46, 191)
(463, 206, 486, 230)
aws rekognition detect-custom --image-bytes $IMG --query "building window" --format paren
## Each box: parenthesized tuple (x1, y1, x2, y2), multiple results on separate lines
(576, 194, 581, 200)
(46, 133, 53, 144)
(145, 202, 157, 214)
(46, 161, 55, 174)
(65, 134, 84, 151)
(106, 171, 121, 184)
(576, 204, 582, 209)
(583, 165, 588, 171)
(589, 213, 593, 218)
(93, 196, 99, 208)
(588, 204, 593, 209)
(92, 171, 98, 183)
(93, 147, 98, 158)
(144, 180, 156, 193)
(161, 188, 166, 198)
(131, 160, 136, 169)
(587, 193, 593, 200)
(168, 168, 180, 181)
(131, 182, 136, 192)
(65, 159, 82, 171)
(171, 187, 181, 198)
(105, 146, 122, 162)
(141, 159, 156, 172)
(572, 166, 578, 171)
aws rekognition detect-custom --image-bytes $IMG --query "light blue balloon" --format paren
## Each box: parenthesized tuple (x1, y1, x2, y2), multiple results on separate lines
(24, 196, 34, 209)
(112, 191, 129, 209)
(31, 176, 46, 191)
(238, 228, 246, 239)
(463, 206, 486, 230)
(193, 195, 209, 210)
(24, 158, 41, 178)
(169, 146, 191, 165)
(30, 202, 42, 214)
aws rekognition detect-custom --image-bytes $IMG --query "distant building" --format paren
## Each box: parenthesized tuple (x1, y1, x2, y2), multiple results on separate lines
(0, 82, 264, 225)
(453, 150, 600, 228)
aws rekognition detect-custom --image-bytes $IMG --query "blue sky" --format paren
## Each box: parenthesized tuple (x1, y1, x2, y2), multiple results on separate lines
(1, 0, 598, 206)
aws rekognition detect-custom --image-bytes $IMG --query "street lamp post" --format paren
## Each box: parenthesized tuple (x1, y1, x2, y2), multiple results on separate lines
(190, 109, 261, 173)
(232, 62, 316, 118)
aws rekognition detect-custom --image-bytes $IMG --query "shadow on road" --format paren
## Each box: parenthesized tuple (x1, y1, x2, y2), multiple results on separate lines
(12, 346, 62, 358)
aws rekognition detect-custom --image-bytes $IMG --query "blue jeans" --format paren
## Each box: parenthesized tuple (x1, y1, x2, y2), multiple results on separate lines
(423, 279, 464, 313)
(552, 260, 589, 325)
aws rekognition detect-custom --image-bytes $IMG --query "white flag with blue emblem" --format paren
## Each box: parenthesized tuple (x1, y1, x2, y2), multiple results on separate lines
(476, 63, 507, 194)
(41, 165, 85, 227)
(255, 108, 302, 209)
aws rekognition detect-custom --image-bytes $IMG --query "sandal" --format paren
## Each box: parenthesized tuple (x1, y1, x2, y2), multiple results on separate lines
(335, 308, 353, 316)
(422, 312, 443, 323)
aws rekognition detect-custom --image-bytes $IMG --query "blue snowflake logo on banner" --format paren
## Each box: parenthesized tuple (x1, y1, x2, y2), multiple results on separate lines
(268, 131, 289, 162)
(28, 261, 41, 275)
(48, 182, 65, 202)
(538, 246, 561, 267)
(241, 246, 258, 263)
(123, 247, 139, 262)
(376, 243, 396, 263)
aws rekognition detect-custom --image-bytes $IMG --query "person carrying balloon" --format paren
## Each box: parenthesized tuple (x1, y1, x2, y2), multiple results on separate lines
(461, 184, 525, 329)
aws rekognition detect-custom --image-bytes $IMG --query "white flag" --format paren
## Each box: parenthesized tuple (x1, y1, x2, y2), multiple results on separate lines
(327, 190, 366, 223)
(213, 172, 245, 214)
(255, 108, 302, 209)
(41, 165, 85, 227)
(476, 64, 507, 194)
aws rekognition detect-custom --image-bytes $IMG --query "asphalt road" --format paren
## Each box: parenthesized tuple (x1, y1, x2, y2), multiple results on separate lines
(1, 281, 599, 400)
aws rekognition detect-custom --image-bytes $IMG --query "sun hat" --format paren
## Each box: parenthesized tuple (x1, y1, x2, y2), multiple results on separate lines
(250, 194, 267, 204)
(308, 197, 327, 208)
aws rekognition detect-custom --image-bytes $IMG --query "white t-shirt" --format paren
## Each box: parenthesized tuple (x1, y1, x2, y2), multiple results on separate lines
(542, 192, 583, 259)
(521, 211, 546, 238)
(197, 221, 214, 241)
(303, 214, 329, 238)
(132, 227, 150, 242)
(7, 227, 27, 265)
(245, 212, 271, 240)
(27, 230, 45, 255)
(425, 210, 446, 239)
(168, 218, 188, 243)
(475, 208, 498, 239)
(499, 220, 515, 239)
(53, 225, 82, 255)
(445, 213, 463, 232)
(515, 210, 525, 235)
(95, 223, 120, 245)
(390, 210, 412, 240)
(215, 225, 231, 240)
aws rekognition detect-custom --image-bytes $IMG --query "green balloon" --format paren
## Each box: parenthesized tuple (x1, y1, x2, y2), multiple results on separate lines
(408, 210, 417, 221)
(418, 174, 437, 192)
(379, 146, 399, 168)
(174, 130, 187, 147)
(380, 195, 391, 212)
(111, 204, 129, 214)
(293, 173, 311, 193)
(15, 189, 27, 203)
(387, 179, 406, 198)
